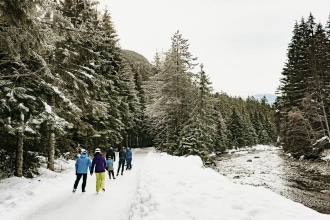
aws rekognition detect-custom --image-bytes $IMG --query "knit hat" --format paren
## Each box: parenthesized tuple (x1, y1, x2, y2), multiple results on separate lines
(81, 149, 87, 154)
(95, 148, 101, 153)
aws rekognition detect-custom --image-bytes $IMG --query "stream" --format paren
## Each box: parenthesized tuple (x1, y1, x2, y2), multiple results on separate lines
(216, 146, 330, 214)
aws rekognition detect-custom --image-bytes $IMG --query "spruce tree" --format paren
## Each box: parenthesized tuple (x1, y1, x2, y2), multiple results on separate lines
(227, 109, 246, 149)
(178, 64, 217, 164)
(146, 31, 197, 153)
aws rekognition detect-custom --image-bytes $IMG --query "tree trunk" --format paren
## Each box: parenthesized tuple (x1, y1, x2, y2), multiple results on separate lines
(16, 112, 25, 177)
(48, 132, 55, 171)
(16, 131, 23, 177)
(321, 99, 330, 138)
(48, 96, 55, 171)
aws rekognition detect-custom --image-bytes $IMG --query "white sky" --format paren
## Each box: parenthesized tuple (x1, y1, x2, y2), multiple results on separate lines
(97, 0, 330, 97)
(0, 147, 329, 220)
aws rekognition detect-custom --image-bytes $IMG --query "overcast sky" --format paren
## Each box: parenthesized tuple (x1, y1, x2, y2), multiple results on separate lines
(98, 0, 330, 97)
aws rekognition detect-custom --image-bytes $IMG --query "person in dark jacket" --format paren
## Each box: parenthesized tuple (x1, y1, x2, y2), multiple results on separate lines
(117, 147, 126, 176)
(106, 146, 116, 161)
(126, 147, 132, 170)
(90, 148, 107, 193)
(73, 149, 91, 193)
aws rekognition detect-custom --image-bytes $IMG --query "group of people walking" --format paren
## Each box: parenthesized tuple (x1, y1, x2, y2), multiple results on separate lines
(72, 146, 133, 194)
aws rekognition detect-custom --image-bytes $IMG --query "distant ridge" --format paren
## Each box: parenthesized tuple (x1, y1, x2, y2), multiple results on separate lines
(251, 93, 277, 104)
(121, 49, 151, 65)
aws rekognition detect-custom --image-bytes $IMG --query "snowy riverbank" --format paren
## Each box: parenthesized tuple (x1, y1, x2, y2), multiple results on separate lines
(217, 145, 330, 214)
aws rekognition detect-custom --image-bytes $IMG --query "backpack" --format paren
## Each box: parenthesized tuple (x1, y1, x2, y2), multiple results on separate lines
(107, 159, 113, 170)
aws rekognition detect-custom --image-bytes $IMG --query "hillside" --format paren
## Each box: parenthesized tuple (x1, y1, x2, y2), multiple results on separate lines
(122, 49, 153, 80)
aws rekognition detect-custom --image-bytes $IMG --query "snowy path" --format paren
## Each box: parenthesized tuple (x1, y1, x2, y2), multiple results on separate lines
(19, 148, 151, 220)
(1, 146, 329, 220)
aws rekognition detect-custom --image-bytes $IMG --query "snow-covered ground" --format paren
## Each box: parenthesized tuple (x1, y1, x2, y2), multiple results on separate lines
(0, 147, 329, 220)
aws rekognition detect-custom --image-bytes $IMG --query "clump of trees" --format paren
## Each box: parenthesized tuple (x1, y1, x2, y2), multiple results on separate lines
(0, 0, 277, 178)
(144, 31, 276, 165)
(276, 13, 330, 159)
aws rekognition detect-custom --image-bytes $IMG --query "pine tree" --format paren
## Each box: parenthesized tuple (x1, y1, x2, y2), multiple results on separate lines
(53, 0, 103, 146)
(227, 109, 246, 149)
(132, 70, 149, 147)
(93, 9, 127, 146)
(146, 31, 197, 153)
(277, 13, 330, 158)
(121, 49, 153, 147)
(178, 64, 217, 165)
(213, 110, 229, 154)
(212, 94, 230, 153)
(52, 0, 120, 148)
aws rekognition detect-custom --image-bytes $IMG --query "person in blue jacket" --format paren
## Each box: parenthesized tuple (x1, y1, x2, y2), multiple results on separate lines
(106, 156, 116, 179)
(73, 149, 92, 193)
(126, 147, 132, 170)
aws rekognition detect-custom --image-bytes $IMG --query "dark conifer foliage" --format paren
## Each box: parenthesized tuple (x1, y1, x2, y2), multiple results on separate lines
(0, 0, 141, 177)
(145, 31, 197, 152)
(0, 0, 58, 177)
(277, 13, 330, 158)
(178, 64, 217, 165)
(227, 109, 247, 148)
(121, 50, 153, 148)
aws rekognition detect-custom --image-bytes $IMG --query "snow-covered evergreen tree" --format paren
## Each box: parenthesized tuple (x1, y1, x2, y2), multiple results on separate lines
(146, 31, 197, 153)
(0, 0, 62, 176)
(277, 14, 330, 158)
(178, 64, 217, 165)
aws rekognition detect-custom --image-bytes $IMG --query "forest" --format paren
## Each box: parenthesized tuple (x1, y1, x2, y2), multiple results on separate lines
(5, 0, 326, 179)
